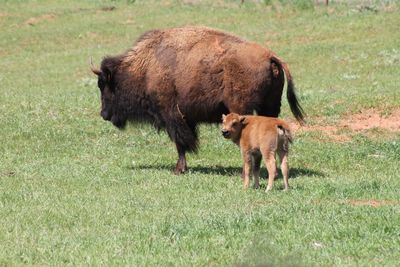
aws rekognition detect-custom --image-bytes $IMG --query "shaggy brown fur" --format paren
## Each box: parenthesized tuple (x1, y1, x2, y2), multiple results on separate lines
(91, 26, 304, 174)
(221, 113, 292, 191)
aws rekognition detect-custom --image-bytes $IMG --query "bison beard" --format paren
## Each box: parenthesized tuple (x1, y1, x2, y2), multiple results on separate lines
(91, 26, 305, 174)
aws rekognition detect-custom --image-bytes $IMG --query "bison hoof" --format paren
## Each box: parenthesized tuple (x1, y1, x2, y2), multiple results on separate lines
(174, 167, 187, 175)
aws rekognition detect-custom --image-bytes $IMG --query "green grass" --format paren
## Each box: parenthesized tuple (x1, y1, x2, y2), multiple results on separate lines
(1, 0, 400, 266)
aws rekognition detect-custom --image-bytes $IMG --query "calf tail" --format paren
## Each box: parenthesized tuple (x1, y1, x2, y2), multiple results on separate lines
(271, 55, 306, 125)
(278, 124, 293, 153)
(285, 127, 293, 144)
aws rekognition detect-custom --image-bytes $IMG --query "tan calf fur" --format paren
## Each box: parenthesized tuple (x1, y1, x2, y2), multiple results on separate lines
(221, 113, 292, 191)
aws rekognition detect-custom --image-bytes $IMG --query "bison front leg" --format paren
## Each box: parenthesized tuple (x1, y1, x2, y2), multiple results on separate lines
(174, 143, 187, 175)
(166, 117, 198, 175)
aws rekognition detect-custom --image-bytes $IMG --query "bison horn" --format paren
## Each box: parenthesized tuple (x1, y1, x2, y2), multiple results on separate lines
(90, 57, 101, 76)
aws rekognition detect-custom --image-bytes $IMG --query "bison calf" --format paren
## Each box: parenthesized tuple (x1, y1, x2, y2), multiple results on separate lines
(221, 113, 292, 191)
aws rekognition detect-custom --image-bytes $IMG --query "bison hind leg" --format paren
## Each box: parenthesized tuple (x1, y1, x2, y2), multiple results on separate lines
(257, 66, 285, 118)
(257, 87, 284, 118)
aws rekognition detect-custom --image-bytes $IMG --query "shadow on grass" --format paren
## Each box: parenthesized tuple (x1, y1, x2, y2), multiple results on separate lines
(129, 164, 324, 179)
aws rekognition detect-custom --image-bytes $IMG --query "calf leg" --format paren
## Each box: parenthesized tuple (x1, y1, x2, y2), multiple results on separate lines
(241, 150, 252, 189)
(252, 153, 262, 189)
(278, 150, 289, 191)
(263, 151, 277, 192)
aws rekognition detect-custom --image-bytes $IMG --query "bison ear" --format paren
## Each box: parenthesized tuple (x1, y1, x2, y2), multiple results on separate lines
(239, 116, 247, 124)
(222, 114, 226, 121)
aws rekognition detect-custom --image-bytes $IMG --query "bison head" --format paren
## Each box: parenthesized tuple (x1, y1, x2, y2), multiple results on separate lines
(221, 113, 246, 141)
(91, 56, 127, 129)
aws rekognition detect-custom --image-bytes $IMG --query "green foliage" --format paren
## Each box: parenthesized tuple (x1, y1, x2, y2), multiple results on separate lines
(275, 0, 314, 10)
(293, 0, 314, 10)
(0, 0, 399, 266)
(262, 0, 273, 5)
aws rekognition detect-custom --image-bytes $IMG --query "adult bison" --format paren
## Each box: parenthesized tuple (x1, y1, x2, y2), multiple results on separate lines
(91, 26, 305, 174)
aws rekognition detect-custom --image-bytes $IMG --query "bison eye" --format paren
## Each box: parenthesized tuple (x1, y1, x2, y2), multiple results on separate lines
(98, 79, 105, 91)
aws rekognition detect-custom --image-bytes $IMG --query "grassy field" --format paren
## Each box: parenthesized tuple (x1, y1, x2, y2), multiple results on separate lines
(1, 0, 400, 266)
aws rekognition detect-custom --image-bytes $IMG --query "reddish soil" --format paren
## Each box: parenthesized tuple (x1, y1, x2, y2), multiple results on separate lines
(345, 199, 400, 207)
(25, 14, 56, 26)
(289, 108, 400, 142)
(342, 108, 400, 131)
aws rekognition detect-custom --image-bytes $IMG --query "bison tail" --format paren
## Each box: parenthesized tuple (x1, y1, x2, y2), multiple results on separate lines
(287, 79, 306, 125)
(271, 55, 306, 125)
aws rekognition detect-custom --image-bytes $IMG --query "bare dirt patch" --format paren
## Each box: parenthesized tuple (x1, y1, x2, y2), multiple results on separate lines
(342, 108, 400, 131)
(99, 6, 116, 12)
(345, 199, 400, 207)
(289, 108, 400, 142)
(25, 14, 56, 26)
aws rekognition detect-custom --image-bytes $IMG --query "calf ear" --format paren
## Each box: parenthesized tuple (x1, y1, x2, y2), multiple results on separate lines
(222, 114, 226, 121)
(239, 116, 247, 124)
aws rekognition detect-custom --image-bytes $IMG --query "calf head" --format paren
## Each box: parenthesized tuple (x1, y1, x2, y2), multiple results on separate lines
(91, 56, 127, 129)
(221, 113, 246, 141)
